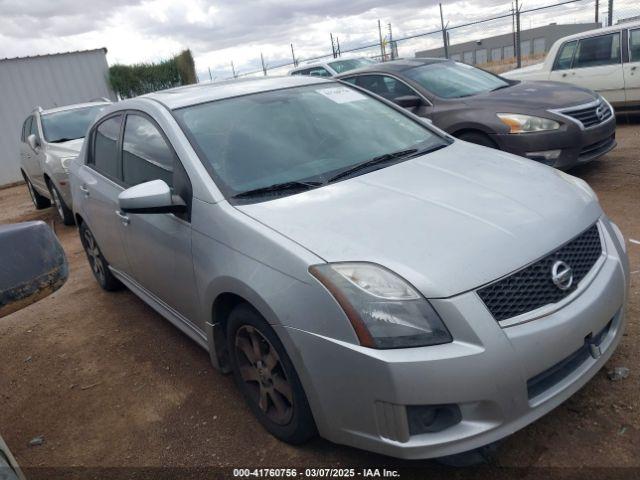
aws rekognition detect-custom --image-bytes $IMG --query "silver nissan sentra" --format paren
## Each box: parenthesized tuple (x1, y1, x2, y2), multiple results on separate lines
(70, 76, 629, 459)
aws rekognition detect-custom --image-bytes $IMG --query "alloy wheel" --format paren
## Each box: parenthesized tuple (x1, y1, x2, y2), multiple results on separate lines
(234, 325, 294, 425)
(83, 228, 106, 284)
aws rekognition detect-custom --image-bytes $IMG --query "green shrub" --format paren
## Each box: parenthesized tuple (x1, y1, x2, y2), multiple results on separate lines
(109, 49, 197, 98)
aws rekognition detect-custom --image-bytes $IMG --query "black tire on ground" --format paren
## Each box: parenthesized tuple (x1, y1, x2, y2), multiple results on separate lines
(48, 180, 75, 225)
(22, 172, 51, 210)
(456, 131, 498, 149)
(78, 221, 122, 291)
(227, 303, 317, 444)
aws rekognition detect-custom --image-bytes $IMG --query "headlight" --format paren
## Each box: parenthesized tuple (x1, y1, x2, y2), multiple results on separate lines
(60, 156, 75, 172)
(497, 113, 560, 133)
(310, 262, 452, 349)
(609, 219, 626, 254)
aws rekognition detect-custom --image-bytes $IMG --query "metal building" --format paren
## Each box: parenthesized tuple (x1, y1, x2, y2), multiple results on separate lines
(0, 48, 116, 186)
(415, 23, 601, 66)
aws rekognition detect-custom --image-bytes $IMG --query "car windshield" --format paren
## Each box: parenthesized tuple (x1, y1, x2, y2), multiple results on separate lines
(174, 84, 448, 201)
(41, 105, 107, 143)
(405, 61, 510, 98)
(328, 58, 376, 73)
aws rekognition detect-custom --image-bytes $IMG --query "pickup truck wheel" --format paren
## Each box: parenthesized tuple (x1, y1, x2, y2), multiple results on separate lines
(48, 182, 75, 226)
(456, 131, 498, 149)
(22, 173, 50, 210)
(227, 304, 316, 444)
(79, 222, 122, 291)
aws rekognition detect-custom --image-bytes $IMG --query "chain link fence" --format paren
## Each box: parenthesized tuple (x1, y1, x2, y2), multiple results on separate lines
(222, 0, 640, 80)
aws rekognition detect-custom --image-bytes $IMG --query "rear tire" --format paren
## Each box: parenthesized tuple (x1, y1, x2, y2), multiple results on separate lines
(227, 303, 316, 444)
(456, 131, 498, 149)
(79, 222, 122, 291)
(48, 181, 75, 226)
(22, 172, 50, 210)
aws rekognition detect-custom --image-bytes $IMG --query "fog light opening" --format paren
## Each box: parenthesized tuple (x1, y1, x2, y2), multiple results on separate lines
(525, 149, 561, 165)
(407, 404, 462, 435)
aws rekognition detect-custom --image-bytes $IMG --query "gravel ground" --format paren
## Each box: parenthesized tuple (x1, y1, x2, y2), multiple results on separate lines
(0, 122, 638, 479)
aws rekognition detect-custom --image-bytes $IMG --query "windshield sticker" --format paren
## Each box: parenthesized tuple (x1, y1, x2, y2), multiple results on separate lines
(316, 87, 366, 104)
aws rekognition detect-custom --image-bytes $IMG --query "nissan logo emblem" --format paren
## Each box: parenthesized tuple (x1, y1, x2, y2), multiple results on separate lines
(551, 260, 573, 291)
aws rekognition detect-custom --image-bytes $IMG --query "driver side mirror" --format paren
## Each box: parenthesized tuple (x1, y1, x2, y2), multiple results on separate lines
(27, 134, 40, 152)
(393, 95, 423, 109)
(118, 180, 186, 215)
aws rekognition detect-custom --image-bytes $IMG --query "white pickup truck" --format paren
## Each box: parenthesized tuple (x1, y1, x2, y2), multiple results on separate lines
(503, 21, 640, 111)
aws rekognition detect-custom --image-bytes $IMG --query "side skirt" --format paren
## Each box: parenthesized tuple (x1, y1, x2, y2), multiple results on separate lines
(110, 267, 209, 351)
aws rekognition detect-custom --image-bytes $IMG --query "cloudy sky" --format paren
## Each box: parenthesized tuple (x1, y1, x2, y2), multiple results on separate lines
(0, 0, 635, 81)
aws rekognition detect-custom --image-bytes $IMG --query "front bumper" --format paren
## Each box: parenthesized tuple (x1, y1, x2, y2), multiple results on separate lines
(279, 219, 629, 459)
(490, 115, 616, 170)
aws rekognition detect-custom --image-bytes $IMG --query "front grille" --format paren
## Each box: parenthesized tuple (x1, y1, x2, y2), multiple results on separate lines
(478, 224, 603, 321)
(562, 101, 613, 128)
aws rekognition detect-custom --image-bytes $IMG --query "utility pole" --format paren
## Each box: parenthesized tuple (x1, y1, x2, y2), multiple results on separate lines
(387, 23, 394, 60)
(595, 0, 599, 23)
(607, 0, 613, 26)
(230, 61, 236, 79)
(439, 3, 448, 59)
(208, 67, 213, 82)
(515, 0, 521, 68)
(260, 52, 267, 76)
(290, 43, 297, 67)
(336, 37, 341, 57)
(330, 33, 336, 58)
(378, 19, 386, 61)
(511, 2, 516, 60)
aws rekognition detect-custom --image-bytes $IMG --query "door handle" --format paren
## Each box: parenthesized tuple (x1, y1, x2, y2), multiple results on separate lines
(79, 185, 90, 197)
(562, 73, 568, 77)
(115, 210, 130, 226)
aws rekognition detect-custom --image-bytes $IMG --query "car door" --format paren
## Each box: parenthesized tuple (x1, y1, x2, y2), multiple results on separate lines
(118, 112, 199, 323)
(20, 116, 38, 180)
(624, 28, 640, 105)
(28, 115, 48, 192)
(76, 113, 130, 273)
(550, 32, 625, 104)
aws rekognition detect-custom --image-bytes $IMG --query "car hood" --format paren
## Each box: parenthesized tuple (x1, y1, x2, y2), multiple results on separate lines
(501, 63, 545, 78)
(464, 80, 597, 111)
(236, 141, 602, 298)
(47, 138, 84, 156)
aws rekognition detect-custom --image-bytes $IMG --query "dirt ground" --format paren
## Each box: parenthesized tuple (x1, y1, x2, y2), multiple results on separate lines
(0, 122, 639, 479)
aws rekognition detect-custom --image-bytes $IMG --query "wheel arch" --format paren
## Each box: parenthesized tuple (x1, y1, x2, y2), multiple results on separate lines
(207, 278, 283, 373)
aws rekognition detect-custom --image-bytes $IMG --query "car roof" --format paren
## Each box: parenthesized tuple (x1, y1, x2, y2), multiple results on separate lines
(335, 57, 449, 77)
(144, 75, 333, 110)
(557, 19, 640, 42)
(39, 101, 111, 115)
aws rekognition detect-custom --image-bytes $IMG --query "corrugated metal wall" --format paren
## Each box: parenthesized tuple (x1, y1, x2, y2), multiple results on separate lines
(0, 49, 116, 186)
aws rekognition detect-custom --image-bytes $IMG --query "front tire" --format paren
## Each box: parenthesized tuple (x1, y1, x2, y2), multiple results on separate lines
(79, 222, 122, 291)
(22, 172, 50, 210)
(48, 181, 75, 225)
(227, 304, 316, 444)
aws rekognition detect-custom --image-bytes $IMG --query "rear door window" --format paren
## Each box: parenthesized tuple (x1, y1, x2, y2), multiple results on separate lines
(122, 114, 174, 188)
(22, 116, 32, 142)
(91, 115, 122, 180)
(355, 75, 415, 101)
(573, 33, 621, 69)
(630, 29, 640, 61)
(554, 40, 578, 70)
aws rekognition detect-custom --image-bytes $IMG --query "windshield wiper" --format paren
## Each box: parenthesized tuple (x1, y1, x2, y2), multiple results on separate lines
(49, 137, 80, 143)
(327, 149, 418, 184)
(490, 84, 511, 92)
(233, 180, 323, 199)
(328, 144, 448, 184)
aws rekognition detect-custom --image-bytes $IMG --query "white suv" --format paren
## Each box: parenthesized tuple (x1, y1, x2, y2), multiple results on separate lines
(503, 21, 640, 111)
(20, 101, 110, 224)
